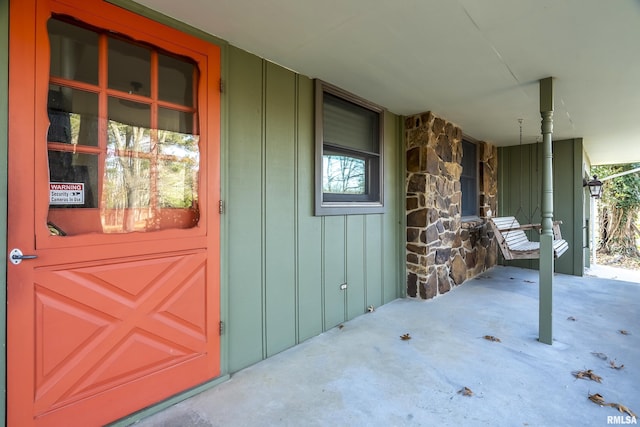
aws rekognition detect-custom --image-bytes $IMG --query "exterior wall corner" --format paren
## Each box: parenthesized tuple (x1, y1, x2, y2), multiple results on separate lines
(404, 111, 497, 299)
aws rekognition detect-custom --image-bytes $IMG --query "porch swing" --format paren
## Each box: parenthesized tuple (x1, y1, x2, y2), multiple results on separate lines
(487, 120, 569, 261)
(488, 216, 568, 260)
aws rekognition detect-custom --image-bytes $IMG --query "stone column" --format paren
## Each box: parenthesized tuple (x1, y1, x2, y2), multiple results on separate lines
(405, 112, 498, 300)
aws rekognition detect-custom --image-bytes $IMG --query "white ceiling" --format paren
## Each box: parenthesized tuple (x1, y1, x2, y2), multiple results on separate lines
(133, 0, 640, 165)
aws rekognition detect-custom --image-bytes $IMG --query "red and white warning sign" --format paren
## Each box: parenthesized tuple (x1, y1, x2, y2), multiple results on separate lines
(50, 182, 85, 205)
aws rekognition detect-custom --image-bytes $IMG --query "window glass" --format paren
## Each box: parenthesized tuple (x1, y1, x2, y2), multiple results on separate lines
(158, 107, 197, 135)
(107, 97, 151, 152)
(48, 18, 99, 85)
(105, 121, 152, 206)
(108, 37, 151, 97)
(157, 156, 198, 209)
(103, 154, 151, 208)
(323, 93, 378, 153)
(47, 17, 201, 235)
(159, 53, 196, 107)
(461, 140, 478, 217)
(323, 152, 366, 195)
(48, 152, 99, 208)
(157, 122, 200, 210)
(316, 81, 384, 215)
(48, 85, 99, 147)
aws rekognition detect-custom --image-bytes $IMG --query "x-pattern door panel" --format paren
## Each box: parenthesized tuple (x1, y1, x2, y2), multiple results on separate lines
(33, 251, 209, 415)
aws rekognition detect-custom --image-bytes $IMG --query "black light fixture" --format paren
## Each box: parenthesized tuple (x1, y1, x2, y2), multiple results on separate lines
(583, 175, 603, 199)
(119, 81, 147, 109)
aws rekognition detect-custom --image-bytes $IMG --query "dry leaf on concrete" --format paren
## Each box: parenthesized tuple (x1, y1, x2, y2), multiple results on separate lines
(609, 360, 625, 370)
(483, 335, 501, 342)
(367, 305, 375, 313)
(572, 369, 602, 383)
(588, 393, 606, 406)
(457, 387, 473, 397)
(400, 333, 411, 341)
(609, 403, 637, 418)
(588, 393, 637, 417)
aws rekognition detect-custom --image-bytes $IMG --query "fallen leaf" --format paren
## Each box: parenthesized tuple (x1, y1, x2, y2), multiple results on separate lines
(567, 316, 577, 321)
(483, 335, 501, 342)
(619, 330, 631, 335)
(609, 403, 637, 418)
(400, 333, 411, 341)
(457, 387, 473, 397)
(591, 352, 608, 360)
(588, 393, 606, 406)
(587, 393, 637, 417)
(338, 324, 344, 330)
(609, 360, 625, 370)
(367, 305, 375, 313)
(572, 369, 602, 383)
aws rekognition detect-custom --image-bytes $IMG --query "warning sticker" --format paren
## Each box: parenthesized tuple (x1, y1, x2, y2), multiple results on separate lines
(50, 183, 85, 205)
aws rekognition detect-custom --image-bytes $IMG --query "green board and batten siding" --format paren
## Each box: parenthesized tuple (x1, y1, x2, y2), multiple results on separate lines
(497, 139, 587, 276)
(553, 139, 587, 275)
(227, 47, 403, 373)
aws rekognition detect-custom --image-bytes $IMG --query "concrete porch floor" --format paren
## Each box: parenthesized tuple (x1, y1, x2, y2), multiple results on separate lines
(133, 266, 639, 427)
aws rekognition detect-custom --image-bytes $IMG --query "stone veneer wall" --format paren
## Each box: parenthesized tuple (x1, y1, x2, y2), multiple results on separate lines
(405, 112, 498, 299)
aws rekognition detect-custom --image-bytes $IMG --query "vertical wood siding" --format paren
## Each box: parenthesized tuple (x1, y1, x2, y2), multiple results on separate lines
(227, 47, 403, 373)
(497, 139, 585, 276)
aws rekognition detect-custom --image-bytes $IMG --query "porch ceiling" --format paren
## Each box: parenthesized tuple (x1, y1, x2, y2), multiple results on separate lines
(133, 0, 640, 166)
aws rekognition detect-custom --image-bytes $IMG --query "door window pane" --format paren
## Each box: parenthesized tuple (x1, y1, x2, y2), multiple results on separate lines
(159, 53, 196, 106)
(157, 128, 199, 209)
(107, 97, 151, 152)
(158, 158, 198, 209)
(48, 152, 99, 208)
(158, 107, 197, 135)
(108, 37, 151, 97)
(48, 18, 99, 85)
(48, 85, 99, 147)
(104, 155, 151, 209)
(106, 108, 153, 212)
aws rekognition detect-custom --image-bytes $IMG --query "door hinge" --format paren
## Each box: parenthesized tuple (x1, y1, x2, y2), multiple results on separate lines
(219, 200, 224, 214)
(219, 321, 225, 336)
(219, 79, 225, 93)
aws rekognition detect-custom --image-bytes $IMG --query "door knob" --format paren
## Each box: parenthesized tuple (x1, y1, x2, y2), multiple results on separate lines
(9, 248, 38, 265)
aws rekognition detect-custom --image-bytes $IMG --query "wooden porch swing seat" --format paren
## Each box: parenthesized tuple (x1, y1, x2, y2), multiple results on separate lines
(488, 216, 569, 260)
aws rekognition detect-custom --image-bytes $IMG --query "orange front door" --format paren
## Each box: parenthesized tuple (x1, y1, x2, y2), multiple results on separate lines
(7, 1, 221, 425)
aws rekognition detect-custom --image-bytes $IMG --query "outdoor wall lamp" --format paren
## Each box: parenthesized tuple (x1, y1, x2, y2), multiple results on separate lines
(583, 175, 603, 199)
